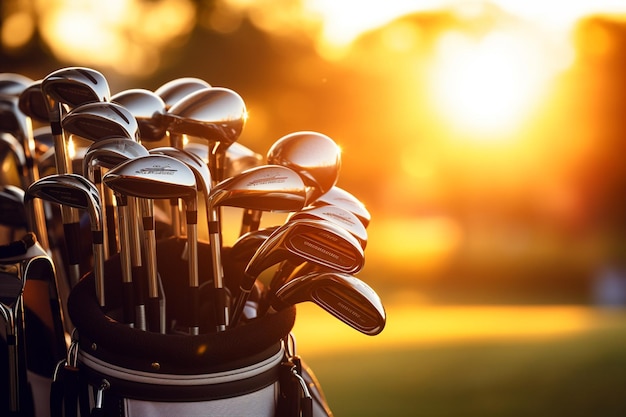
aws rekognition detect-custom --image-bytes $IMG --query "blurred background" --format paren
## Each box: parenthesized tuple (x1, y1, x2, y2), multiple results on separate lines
(3, 0, 626, 415)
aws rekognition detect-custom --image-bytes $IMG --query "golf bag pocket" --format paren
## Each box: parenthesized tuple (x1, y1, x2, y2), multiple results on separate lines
(59, 238, 332, 417)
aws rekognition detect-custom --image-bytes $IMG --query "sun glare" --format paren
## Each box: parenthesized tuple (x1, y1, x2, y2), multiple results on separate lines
(426, 28, 570, 138)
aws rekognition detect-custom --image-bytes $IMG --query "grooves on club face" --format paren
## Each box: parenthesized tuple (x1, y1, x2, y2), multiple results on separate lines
(272, 271, 385, 336)
(247, 219, 365, 280)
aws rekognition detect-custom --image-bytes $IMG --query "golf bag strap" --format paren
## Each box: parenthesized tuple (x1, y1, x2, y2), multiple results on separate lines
(276, 353, 332, 417)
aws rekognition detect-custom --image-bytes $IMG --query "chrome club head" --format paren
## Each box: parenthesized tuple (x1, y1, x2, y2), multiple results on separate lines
(311, 186, 371, 228)
(154, 77, 211, 110)
(112, 88, 167, 141)
(41, 66, 110, 111)
(271, 271, 385, 336)
(62, 101, 140, 142)
(17, 80, 50, 124)
(267, 131, 341, 203)
(25, 173, 105, 305)
(288, 204, 368, 249)
(165, 87, 247, 181)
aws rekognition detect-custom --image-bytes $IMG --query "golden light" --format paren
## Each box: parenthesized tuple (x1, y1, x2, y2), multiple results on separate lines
(33, 0, 196, 77)
(302, 0, 442, 59)
(426, 27, 572, 138)
(368, 217, 463, 276)
(1, 11, 35, 50)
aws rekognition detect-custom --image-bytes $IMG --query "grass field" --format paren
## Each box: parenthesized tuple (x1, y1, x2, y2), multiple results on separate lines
(291, 302, 626, 417)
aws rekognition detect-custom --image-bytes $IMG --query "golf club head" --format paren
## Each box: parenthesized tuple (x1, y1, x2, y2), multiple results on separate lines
(246, 218, 365, 280)
(83, 137, 149, 176)
(165, 87, 247, 147)
(0, 95, 32, 145)
(267, 131, 342, 203)
(209, 164, 307, 212)
(0, 73, 33, 96)
(288, 204, 368, 249)
(102, 154, 197, 201)
(154, 77, 211, 109)
(25, 174, 102, 231)
(230, 226, 280, 263)
(311, 186, 371, 228)
(62, 101, 140, 142)
(111, 88, 167, 141)
(225, 142, 264, 177)
(17, 80, 51, 123)
(0, 132, 27, 173)
(149, 146, 211, 195)
(272, 271, 385, 336)
(41, 66, 110, 111)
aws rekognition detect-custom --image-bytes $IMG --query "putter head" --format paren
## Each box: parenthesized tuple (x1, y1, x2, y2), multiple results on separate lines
(62, 101, 140, 142)
(165, 87, 247, 147)
(112, 88, 167, 141)
(209, 165, 307, 212)
(273, 271, 385, 336)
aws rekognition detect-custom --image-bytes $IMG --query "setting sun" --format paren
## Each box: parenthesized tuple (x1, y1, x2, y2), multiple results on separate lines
(426, 28, 572, 138)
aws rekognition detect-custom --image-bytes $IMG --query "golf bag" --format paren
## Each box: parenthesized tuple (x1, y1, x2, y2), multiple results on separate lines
(52, 237, 333, 417)
(0, 233, 67, 417)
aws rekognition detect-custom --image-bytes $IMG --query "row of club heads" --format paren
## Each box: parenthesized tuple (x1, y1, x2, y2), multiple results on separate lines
(0, 67, 385, 343)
